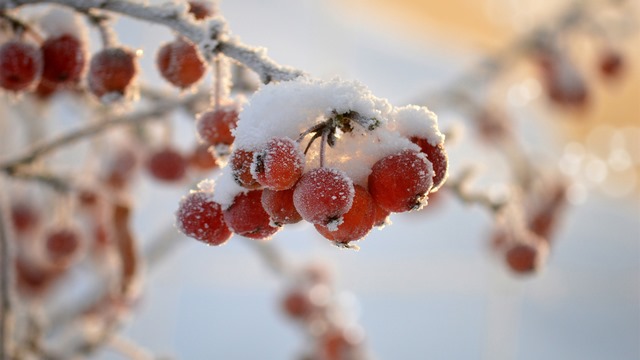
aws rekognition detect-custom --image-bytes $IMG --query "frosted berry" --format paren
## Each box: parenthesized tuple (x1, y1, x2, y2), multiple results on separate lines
(88, 47, 136, 100)
(372, 201, 390, 227)
(157, 37, 206, 89)
(253, 137, 304, 190)
(223, 190, 279, 239)
(293, 167, 354, 226)
(188, 1, 214, 20)
(45, 227, 81, 266)
(368, 150, 433, 212)
(197, 108, 238, 146)
(176, 191, 231, 245)
(230, 149, 261, 189)
(410, 137, 448, 191)
(146, 147, 187, 182)
(189, 143, 218, 171)
(261, 188, 302, 226)
(0, 40, 42, 92)
(40, 34, 85, 85)
(315, 185, 376, 244)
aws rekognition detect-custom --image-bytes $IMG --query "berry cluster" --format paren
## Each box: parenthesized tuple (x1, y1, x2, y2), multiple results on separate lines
(280, 264, 368, 359)
(0, 2, 214, 102)
(176, 78, 449, 248)
(490, 179, 568, 275)
(8, 185, 137, 298)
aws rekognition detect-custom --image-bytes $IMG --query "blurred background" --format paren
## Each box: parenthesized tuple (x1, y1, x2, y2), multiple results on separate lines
(12, 0, 637, 359)
(97, 0, 639, 359)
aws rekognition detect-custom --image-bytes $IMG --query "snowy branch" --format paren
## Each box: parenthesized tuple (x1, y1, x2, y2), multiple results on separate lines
(6, 0, 305, 83)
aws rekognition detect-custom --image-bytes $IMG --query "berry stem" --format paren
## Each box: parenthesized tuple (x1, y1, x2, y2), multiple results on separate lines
(319, 128, 328, 168)
(0, 12, 44, 43)
(446, 167, 507, 214)
(243, 238, 293, 278)
(213, 54, 222, 110)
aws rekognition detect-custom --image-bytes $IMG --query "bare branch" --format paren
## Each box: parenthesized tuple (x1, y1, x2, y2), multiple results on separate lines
(0, 91, 206, 173)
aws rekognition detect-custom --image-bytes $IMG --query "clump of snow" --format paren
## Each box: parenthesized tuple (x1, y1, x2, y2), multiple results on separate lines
(393, 105, 444, 146)
(233, 77, 443, 186)
(210, 170, 246, 210)
(233, 77, 392, 150)
(39, 6, 87, 41)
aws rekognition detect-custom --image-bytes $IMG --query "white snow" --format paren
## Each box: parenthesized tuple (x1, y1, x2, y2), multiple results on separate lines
(232, 77, 444, 186)
(39, 6, 87, 40)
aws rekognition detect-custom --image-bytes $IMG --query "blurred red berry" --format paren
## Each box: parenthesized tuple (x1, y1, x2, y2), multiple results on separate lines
(157, 37, 206, 89)
(0, 40, 42, 92)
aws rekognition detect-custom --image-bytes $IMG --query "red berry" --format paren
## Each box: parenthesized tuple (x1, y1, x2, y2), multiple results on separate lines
(88, 47, 137, 100)
(188, 143, 218, 171)
(282, 289, 313, 320)
(176, 191, 231, 245)
(146, 147, 187, 182)
(157, 37, 206, 89)
(372, 201, 390, 227)
(538, 55, 589, 109)
(293, 167, 354, 226)
(315, 185, 375, 244)
(318, 328, 361, 360)
(77, 188, 100, 208)
(261, 188, 302, 226)
(230, 149, 261, 189)
(45, 227, 81, 266)
(368, 150, 433, 212)
(10, 200, 41, 234)
(0, 40, 42, 91)
(253, 137, 304, 190)
(34, 79, 58, 99)
(505, 242, 546, 274)
(197, 108, 238, 146)
(40, 34, 85, 85)
(223, 190, 279, 239)
(410, 137, 448, 191)
(188, 1, 214, 20)
(14, 257, 60, 296)
(599, 50, 624, 79)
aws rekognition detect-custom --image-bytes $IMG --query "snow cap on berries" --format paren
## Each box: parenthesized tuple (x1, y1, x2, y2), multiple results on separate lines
(40, 7, 87, 40)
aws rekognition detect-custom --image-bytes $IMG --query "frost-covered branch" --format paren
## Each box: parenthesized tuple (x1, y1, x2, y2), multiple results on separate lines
(6, 0, 305, 83)
(446, 169, 507, 214)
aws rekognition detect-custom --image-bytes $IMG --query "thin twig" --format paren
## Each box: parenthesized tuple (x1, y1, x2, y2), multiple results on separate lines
(0, 177, 13, 360)
(243, 239, 293, 278)
(445, 169, 507, 214)
(0, 91, 207, 172)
